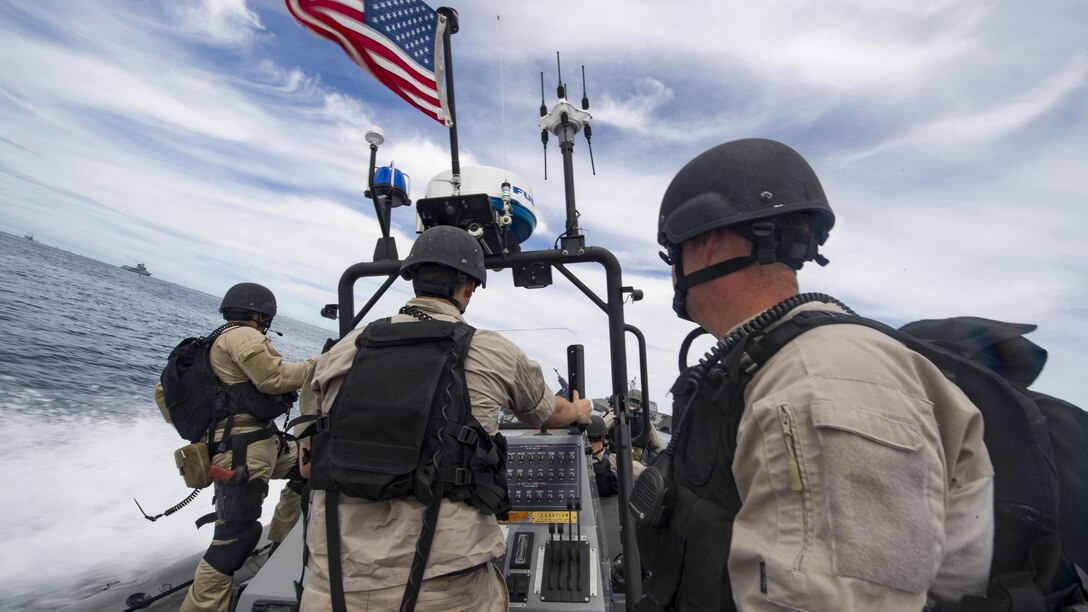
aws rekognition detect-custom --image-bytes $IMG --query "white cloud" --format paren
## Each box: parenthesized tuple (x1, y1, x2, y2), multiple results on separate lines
(1, 0, 1085, 410)
(594, 77, 674, 132)
(169, 0, 267, 46)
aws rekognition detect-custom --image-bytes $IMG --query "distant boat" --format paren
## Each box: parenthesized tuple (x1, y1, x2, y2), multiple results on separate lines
(121, 263, 151, 276)
(23, 233, 35, 241)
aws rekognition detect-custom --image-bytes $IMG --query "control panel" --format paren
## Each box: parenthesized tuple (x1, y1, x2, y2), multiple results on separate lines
(508, 443, 581, 510)
(498, 431, 613, 611)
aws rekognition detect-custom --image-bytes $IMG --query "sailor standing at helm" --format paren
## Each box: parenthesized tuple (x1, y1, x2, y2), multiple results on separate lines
(296, 226, 592, 612)
(157, 282, 315, 612)
(637, 139, 994, 610)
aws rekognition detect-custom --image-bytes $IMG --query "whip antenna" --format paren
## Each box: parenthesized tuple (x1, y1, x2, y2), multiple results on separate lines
(582, 65, 596, 175)
(556, 51, 566, 99)
(497, 15, 509, 175)
(540, 72, 549, 180)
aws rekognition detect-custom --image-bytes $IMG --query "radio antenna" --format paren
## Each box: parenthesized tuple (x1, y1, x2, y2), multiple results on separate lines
(497, 15, 509, 176)
(556, 51, 566, 99)
(540, 72, 549, 180)
(539, 53, 595, 247)
(581, 65, 595, 175)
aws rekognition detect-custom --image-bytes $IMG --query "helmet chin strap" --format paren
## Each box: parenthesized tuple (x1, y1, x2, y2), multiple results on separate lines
(671, 222, 830, 321)
(671, 252, 759, 321)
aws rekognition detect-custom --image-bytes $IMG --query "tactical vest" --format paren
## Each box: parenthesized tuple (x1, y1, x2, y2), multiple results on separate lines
(636, 366, 743, 612)
(222, 381, 296, 422)
(304, 316, 513, 612)
(308, 317, 510, 514)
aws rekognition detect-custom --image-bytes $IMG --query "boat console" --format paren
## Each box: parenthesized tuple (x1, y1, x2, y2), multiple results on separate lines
(498, 429, 614, 610)
(233, 426, 617, 611)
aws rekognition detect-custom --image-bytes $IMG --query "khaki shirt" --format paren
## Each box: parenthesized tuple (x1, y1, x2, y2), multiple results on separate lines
(210, 325, 313, 439)
(728, 302, 995, 610)
(156, 324, 314, 439)
(301, 297, 556, 593)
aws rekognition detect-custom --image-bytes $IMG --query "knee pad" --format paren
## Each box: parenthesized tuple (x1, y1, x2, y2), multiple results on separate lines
(216, 479, 268, 523)
(204, 520, 262, 576)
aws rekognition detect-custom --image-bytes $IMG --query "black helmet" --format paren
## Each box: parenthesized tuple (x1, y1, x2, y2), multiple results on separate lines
(658, 138, 834, 248)
(586, 414, 608, 441)
(219, 282, 277, 318)
(400, 226, 487, 287)
(658, 139, 834, 320)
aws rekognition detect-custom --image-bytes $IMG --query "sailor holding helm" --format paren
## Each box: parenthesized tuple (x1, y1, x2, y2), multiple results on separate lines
(296, 226, 591, 612)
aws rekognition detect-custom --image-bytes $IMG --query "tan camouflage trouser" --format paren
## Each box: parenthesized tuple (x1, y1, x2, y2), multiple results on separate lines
(299, 563, 509, 612)
(180, 433, 301, 612)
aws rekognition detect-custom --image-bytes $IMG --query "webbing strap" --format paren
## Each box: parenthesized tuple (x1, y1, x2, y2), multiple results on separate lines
(953, 572, 1048, 612)
(996, 573, 1047, 611)
(442, 421, 479, 445)
(438, 466, 474, 486)
(294, 481, 312, 606)
(224, 426, 276, 470)
(192, 427, 274, 530)
(195, 511, 217, 529)
(399, 481, 446, 612)
(326, 490, 347, 612)
(287, 413, 320, 431)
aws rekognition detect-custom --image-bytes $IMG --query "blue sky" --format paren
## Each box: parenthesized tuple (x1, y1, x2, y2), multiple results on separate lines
(2, 0, 1086, 410)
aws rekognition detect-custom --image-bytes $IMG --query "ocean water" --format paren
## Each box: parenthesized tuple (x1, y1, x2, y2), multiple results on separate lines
(0, 231, 334, 611)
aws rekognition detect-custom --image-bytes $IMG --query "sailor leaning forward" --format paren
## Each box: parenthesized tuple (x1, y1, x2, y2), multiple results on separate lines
(157, 282, 314, 612)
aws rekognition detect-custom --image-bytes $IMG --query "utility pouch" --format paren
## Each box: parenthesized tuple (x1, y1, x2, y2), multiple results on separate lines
(175, 442, 212, 489)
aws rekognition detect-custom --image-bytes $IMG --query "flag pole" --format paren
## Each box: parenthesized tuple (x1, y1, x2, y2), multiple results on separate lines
(437, 7, 460, 193)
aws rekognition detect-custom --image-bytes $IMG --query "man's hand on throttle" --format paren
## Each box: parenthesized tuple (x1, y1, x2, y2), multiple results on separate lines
(571, 390, 592, 424)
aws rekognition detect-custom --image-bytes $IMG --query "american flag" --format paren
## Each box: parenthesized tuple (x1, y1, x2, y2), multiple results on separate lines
(285, 0, 450, 125)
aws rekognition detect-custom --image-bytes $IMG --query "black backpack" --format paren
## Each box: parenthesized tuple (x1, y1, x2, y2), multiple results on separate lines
(160, 324, 232, 443)
(736, 311, 1088, 611)
(899, 317, 1088, 588)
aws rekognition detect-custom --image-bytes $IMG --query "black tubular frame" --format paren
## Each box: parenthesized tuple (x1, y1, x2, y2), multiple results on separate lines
(334, 56, 652, 599)
(335, 244, 645, 603)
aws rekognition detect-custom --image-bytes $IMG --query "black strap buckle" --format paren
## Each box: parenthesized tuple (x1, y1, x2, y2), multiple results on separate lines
(750, 220, 775, 237)
(457, 426, 479, 445)
(454, 468, 472, 486)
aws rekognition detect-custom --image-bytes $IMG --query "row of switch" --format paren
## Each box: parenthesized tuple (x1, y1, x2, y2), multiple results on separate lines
(512, 488, 578, 503)
(509, 450, 578, 463)
(510, 468, 577, 482)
